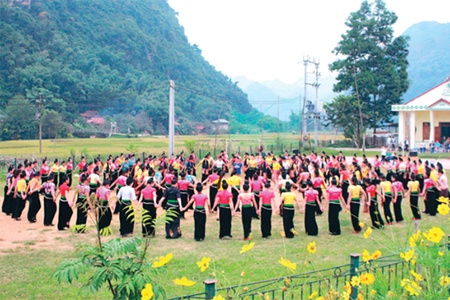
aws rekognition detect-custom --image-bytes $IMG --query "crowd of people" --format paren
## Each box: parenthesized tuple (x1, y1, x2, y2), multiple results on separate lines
(1, 149, 448, 240)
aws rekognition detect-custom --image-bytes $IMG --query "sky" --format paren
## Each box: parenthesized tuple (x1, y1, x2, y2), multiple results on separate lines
(168, 0, 450, 84)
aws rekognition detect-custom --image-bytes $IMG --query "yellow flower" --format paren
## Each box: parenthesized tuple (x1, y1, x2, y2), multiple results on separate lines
(438, 196, 449, 204)
(240, 271, 246, 277)
(400, 249, 415, 262)
(284, 277, 291, 286)
(196, 257, 211, 272)
(308, 291, 318, 299)
(316, 297, 324, 300)
(359, 222, 365, 228)
(409, 230, 421, 247)
(351, 275, 361, 287)
(423, 227, 445, 243)
(362, 249, 370, 263)
(152, 253, 173, 268)
(343, 281, 351, 293)
(360, 273, 375, 285)
(173, 276, 196, 287)
(280, 231, 285, 237)
(307, 241, 316, 254)
(387, 291, 394, 297)
(438, 251, 444, 257)
(440, 275, 450, 287)
(363, 227, 372, 239)
(212, 296, 225, 300)
(279, 257, 297, 273)
(357, 293, 364, 300)
(141, 283, 154, 300)
(401, 279, 422, 296)
(371, 250, 382, 260)
(291, 228, 298, 235)
(341, 291, 350, 300)
(437, 203, 449, 216)
(370, 289, 376, 296)
(240, 242, 255, 254)
(410, 270, 423, 282)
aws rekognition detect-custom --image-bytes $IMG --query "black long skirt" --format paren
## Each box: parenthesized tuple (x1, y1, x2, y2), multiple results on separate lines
(393, 195, 404, 222)
(314, 187, 323, 216)
(426, 190, 437, 216)
(165, 204, 181, 238)
(58, 199, 73, 230)
(194, 209, 206, 241)
(180, 191, 188, 218)
(283, 207, 295, 238)
(43, 195, 56, 226)
(410, 193, 421, 219)
(369, 199, 384, 229)
(328, 203, 342, 235)
(142, 202, 156, 236)
(120, 201, 135, 236)
(232, 188, 239, 212)
(219, 206, 232, 238)
(209, 185, 218, 211)
(260, 206, 272, 238)
(383, 195, 394, 224)
(27, 191, 41, 222)
(2, 185, 15, 215)
(98, 205, 112, 232)
(241, 206, 253, 239)
(350, 201, 361, 232)
(305, 204, 318, 236)
(76, 197, 88, 232)
(13, 195, 27, 219)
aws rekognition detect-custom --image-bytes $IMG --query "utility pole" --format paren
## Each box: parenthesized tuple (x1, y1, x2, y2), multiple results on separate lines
(302, 56, 321, 148)
(313, 59, 320, 148)
(168, 80, 175, 156)
(37, 93, 43, 154)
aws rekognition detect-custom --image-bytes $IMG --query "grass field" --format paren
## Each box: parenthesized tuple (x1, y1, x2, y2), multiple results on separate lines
(0, 197, 449, 299)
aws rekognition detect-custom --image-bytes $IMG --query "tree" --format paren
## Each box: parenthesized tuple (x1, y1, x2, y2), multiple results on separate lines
(329, 0, 409, 143)
(0, 95, 38, 140)
(324, 95, 369, 148)
(42, 109, 68, 139)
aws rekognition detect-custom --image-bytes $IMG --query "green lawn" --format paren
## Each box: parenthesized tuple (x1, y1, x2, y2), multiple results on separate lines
(0, 199, 448, 299)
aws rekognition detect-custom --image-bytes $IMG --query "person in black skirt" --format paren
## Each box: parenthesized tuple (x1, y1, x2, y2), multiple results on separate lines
(73, 174, 90, 233)
(157, 177, 183, 239)
(258, 181, 276, 238)
(363, 178, 385, 229)
(12, 171, 28, 221)
(405, 173, 421, 230)
(279, 182, 301, 239)
(325, 179, 348, 235)
(302, 181, 324, 236)
(212, 180, 235, 240)
(26, 173, 41, 223)
(235, 182, 258, 240)
(184, 183, 210, 241)
(2, 166, 15, 216)
(138, 178, 157, 237)
(117, 177, 137, 237)
(96, 179, 113, 232)
(56, 175, 72, 230)
(41, 174, 57, 226)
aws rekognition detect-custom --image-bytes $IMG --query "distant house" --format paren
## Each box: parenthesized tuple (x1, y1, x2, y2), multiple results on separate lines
(195, 124, 205, 135)
(80, 111, 105, 126)
(212, 119, 229, 133)
(392, 78, 450, 148)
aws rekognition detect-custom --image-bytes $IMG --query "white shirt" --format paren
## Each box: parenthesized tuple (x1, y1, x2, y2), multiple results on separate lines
(117, 185, 137, 201)
(438, 174, 448, 190)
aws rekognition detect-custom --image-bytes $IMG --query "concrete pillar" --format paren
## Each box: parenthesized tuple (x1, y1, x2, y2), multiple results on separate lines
(429, 110, 435, 142)
(409, 112, 416, 150)
(398, 111, 405, 147)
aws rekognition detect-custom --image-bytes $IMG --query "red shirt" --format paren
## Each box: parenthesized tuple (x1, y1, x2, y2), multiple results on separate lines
(192, 194, 208, 207)
(216, 190, 232, 205)
(208, 174, 220, 184)
(164, 173, 174, 184)
(366, 185, 377, 199)
(312, 177, 323, 188)
(392, 181, 403, 194)
(96, 186, 110, 200)
(250, 179, 263, 192)
(259, 190, 275, 205)
(304, 189, 318, 203)
(177, 180, 190, 191)
(141, 186, 156, 199)
(59, 183, 70, 198)
(340, 170, 350, 181)
(327, 186, 342, 200)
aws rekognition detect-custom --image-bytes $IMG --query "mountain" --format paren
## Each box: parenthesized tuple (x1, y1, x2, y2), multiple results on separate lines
(234, 75, 336, 121)
(0, 0, 262, 139)
(402, 21, 450, 101)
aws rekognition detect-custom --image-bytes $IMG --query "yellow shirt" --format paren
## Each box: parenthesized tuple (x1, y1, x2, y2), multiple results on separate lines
(59, 165, 67, 174)
(408, 181, 419, 193)
(17, 179, 27, 193)
(51, 164, 59, 173)
(430, 170, 438, 182)
(134, 166, 142, 179)
(348, 184, 362, 199)
(248, 159, 257, 168)
(273, 162, 281, 171)
(417, 165, 424, 175)
(380, 181, 392, 194)
(227, 175, 241, 187)
(282, 192, 296, 205)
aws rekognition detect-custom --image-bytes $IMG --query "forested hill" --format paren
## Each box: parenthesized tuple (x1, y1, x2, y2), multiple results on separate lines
(0, 0, 261, 139)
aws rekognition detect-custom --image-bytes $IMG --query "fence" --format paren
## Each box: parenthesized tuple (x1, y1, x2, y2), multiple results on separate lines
(167, 238, 450, 300)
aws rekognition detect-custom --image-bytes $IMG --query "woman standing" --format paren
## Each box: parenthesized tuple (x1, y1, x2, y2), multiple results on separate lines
(56, 175, 72, 231)
(96, 179, 113, 232)
(66, 157, 73, 187)
(73, 174, 90, 233)
(379, 174, 394, 225)
(279, 182, 301, 239)
(157, 178, 183, 239)
(325, 179, 347, 235)
(2, 166, 15, 216)
(177, 172, 191, 219)
(41, 174, 57, 226)
(40, 159, 50, 184)
(227, 171, 242, 210)
(139, 178, 157, 237)
(347, 177, 366, 233)
(184, 183, 210, 241)
(203, 169, 220, 211)
(26, 173, 41, 223)
(235, 182, 257, 240)
(303, 181, 324, 236)
(421, 172, 437, 216)
(117, 177, 137, 237)
(391, 175, 405, 223)
(88, 166, 102, 195)
(258, 181, 276, 238)
(364, 178, 384, 229)
(212, 180, 234, 240)
(250, 173, 263, 218)
(12, 171, 27, 221)
(404, 173, 421, 228)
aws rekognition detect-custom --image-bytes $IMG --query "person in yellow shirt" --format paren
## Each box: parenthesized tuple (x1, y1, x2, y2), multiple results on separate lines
(280, 181, 302, 238)
(227, 171, 242, 210)
(404, 173, 421, 228)
(346, 177, 366, 233)
(51, 159, 60, 186)
(272, 157, 282, 183)
(379, 174, 394, 225)
(13, 171, 27, 221)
